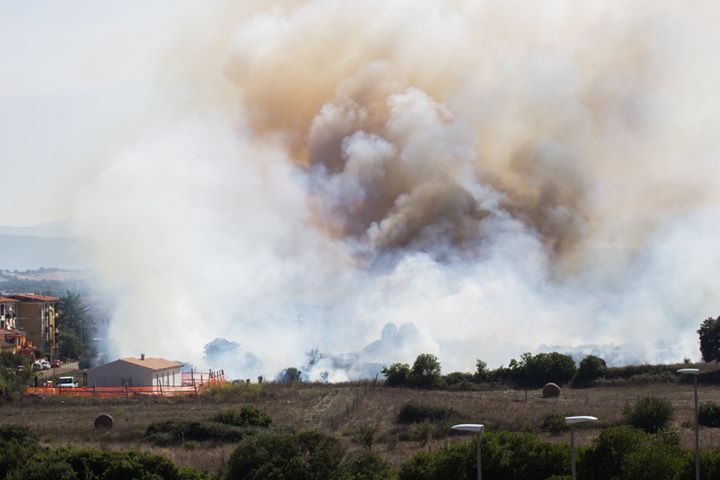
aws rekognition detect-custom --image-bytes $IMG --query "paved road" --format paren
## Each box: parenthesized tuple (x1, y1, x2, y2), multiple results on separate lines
(36, 361, 79, 378)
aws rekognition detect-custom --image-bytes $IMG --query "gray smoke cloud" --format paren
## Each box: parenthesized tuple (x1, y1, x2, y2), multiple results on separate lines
(73, 0, 720, 379)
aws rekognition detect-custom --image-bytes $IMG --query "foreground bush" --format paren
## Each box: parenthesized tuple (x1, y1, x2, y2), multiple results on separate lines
(399, 431, 569, 480)
(579, 425, 683, 480)
(540, 412, 570, 435)
(0, 434, 206, 480)
(623, 396, 674, 433)
(699, 401, 720, 427)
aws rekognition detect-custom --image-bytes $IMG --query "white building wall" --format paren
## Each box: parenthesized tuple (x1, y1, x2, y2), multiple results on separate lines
(88, 360, 181, 387)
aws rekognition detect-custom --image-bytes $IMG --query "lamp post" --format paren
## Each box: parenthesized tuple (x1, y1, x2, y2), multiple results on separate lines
(452, 423, 484, 480)
(565, 416, 597, 480)
(678, 368, 700, 480)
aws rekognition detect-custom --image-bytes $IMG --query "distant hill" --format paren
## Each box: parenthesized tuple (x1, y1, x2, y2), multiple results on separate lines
(0, 222, 88, 270)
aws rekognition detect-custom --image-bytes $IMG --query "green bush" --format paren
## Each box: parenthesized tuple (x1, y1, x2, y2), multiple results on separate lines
(0, 424, 41, 479)
(540, 412, 569, 435)
(579, 426, 683, 480)
(145, 420, 251, 445)
(211, 404, 272, 428)
(3, 447, 207, 480)
(397, 402, 460, 424)
(623, 396, 674, 433)
(400, 431, 570, 480)
(699, 401, 720, 427)
(351, 424, 377, 450)
(398, 442, 474, 480)
(343, 452, 394, 480)
(225, 430, 344, 480)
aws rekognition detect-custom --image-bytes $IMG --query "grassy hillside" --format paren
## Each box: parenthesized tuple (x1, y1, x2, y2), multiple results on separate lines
(2, 381, 718, 474)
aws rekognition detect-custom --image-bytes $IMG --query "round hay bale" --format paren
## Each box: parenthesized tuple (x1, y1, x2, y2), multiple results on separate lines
(542, 383, 561, 398)
(94, 414, 114, 430)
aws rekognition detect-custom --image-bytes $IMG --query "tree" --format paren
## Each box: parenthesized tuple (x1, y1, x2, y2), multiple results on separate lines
(509, 352, 576, 389)
(381, 363, 410, 387)
(58, 292, 95, 362)
(410, 354, 442, 388)
(572, 355, 607, 387)
(698, 316, 720, 362)
(475, 359, 488, 381)
(58, 332, 81, 360)
(277, 367, 302, 383)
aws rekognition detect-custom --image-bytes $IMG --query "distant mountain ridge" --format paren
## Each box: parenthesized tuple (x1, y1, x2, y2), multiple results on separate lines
(0, 222, 88, 270)
(0, 221, 72, 238)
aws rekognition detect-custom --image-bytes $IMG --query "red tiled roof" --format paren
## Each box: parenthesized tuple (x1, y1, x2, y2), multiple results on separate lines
(0, 329, 26, 337)
(0, 297, 19, 303)
(9, 293, 59, 302)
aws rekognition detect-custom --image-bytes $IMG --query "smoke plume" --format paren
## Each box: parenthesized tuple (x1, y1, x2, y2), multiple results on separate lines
(74, 0, 720, 378)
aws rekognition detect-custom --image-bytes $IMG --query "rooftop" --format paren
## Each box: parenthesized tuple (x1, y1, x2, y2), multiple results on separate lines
(9, 293, 60, 302)
(118, 357, 183, 371)
(0, 296, 19, 303)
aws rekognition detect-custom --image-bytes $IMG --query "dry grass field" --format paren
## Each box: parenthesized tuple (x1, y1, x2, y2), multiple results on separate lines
(3, 382, 720, 474)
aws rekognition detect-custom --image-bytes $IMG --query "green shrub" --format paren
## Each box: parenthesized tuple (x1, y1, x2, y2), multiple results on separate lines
(4, 447, 207, 480)
(225, 430, 344, 480)
(699, 401, 720, 427)
(145, 420, 250, 445)
(578, 425, 683, 480)
(400, 431, 569, 480)
(351, 424, 377, 450)
(540, 412, 569, 435)
(397, 402, 460, 424)
(211, 405, 272, 428)
(398, 442, 473, 480)
(343, 452, 394, 480)
(623, 396, 674, 433)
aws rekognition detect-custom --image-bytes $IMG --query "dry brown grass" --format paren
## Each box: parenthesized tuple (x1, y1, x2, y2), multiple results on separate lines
(3, 382, 720, 472)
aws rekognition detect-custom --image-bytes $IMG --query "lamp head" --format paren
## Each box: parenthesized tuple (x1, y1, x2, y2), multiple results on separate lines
(452, 424, 485, 433)
(565, 416, 598, 425)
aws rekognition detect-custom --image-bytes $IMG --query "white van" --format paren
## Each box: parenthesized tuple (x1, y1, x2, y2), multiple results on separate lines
(58, 376, 78, 388)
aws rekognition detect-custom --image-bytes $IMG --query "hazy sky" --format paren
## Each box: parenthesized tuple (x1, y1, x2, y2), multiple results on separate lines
(2, 0, 719, 376)
(0, 1, 202, 226)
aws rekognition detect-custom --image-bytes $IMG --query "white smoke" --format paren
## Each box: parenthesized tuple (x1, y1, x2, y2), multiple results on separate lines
(72, 0, 720, 379)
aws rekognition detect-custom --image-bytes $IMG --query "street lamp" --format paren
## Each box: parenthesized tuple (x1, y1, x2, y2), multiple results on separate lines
(452, 423, 484, 480)
(678, 368, 700, 480)
(565, 416, 597, 480)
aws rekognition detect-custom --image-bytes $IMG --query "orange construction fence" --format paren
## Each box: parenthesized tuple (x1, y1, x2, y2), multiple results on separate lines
(25, 370, 226, 398)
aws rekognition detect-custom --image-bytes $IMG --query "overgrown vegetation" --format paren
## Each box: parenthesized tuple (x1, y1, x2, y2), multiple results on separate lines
(223, 430, 393, 480)
(146, 404, 273, 445)
(210, 405, 272, 428)
(397, 402, 460, 424)
(699, 401, 720, 428)
(0, 424, 206, 479)
(623, 396, 674, 433)
(0, 351, 31, 400)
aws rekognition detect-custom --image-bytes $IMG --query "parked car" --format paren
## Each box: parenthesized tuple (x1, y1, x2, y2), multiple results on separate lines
(32, 360, 43, 371)
(51, 359, 62, 368)
(40, 360, 51, 370)
(58, 376, 78, 388)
